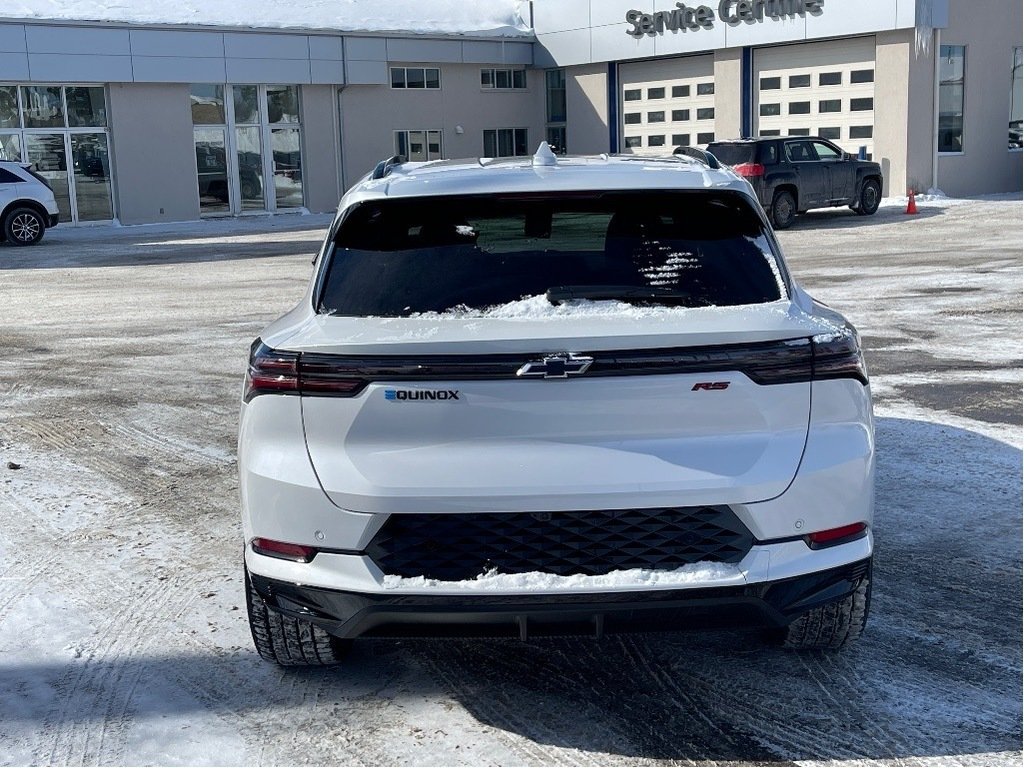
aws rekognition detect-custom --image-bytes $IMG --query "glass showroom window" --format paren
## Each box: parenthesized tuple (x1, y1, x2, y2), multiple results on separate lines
(938, 46, 966, 153)
(395, 130, 442, 161)
(191, 84, 304, 215)
(483, 128, 528, 157)
(0, 83, 112, 223)
(1010, 47, 1022, 150)
(545, 69, 566, 154)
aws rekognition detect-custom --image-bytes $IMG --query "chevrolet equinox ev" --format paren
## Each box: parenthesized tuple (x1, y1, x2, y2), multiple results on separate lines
(239, 144, 875, 665)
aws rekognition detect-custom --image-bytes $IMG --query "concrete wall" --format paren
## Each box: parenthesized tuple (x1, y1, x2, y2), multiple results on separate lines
(936, 0, 1023, 195)
(338, 62, 545, 187)
(300, 85, 344, 212)
(713, 48, 743, 141)
(566, 63, 610, 154)
(107, 82, 199, 224)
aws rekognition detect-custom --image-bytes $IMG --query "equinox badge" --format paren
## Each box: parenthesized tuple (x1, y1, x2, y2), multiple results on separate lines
(516, 354, 593, 379)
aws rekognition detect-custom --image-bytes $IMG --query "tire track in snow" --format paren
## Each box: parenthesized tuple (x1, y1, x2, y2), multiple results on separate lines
(41, 572, 205, 766)
(0, 435, 232, 766)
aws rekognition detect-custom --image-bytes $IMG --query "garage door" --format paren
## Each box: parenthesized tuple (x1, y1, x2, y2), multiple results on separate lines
(754, 38, 876, 159)
(619, 55, 716, 155)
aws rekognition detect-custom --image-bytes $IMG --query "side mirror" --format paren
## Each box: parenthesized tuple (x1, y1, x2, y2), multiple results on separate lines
(842, 152, 853, 161)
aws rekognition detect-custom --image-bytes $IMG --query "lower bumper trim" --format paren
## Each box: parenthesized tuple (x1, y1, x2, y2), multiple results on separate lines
(251, 559, 871, 640)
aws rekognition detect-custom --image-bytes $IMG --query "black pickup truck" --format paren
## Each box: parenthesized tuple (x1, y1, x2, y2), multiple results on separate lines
(706, 137, 884, 229)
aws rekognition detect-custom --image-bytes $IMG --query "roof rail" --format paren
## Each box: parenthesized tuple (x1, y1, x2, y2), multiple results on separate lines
(672, 146, 721, 170)
(370, 155, 403, 180)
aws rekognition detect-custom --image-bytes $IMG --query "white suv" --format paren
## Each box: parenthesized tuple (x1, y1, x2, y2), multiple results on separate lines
(240, 144, 875, 665)
(0, 161, 60, 246)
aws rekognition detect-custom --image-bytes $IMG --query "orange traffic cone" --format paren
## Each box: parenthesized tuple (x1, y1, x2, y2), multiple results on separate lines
(906, 189, 918, 215)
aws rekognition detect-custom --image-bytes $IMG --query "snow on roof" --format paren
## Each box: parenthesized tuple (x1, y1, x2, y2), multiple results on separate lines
(2, 0, 533, 37)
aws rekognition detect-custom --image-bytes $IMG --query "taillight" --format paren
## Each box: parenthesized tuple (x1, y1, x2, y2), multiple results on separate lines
(244, 340, 299, 401)
(806, 522, 867, 548)
(733, 162, 765, 177)
(812, 324, 869, 385)
(243, 339, 368, 402)
(251, 537, 318, 562)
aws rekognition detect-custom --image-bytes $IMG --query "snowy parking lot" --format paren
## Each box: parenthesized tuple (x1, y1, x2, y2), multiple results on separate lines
(1, 198, 1021, 766)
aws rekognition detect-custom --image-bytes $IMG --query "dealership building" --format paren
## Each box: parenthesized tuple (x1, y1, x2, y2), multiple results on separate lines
(0, 0, 1019, 226)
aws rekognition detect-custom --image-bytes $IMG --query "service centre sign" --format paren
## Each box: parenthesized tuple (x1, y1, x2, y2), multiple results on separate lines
(626, 0, 824, 37)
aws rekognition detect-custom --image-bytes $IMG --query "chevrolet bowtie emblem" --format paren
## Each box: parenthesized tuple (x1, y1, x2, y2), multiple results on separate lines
(516, 354, 594, 379)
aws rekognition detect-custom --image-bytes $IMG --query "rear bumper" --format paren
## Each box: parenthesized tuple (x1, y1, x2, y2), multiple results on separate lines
(250, 557, 871, 640)
(47, 213, 59, 227)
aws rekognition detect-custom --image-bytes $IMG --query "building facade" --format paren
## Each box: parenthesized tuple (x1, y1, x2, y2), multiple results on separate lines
(0, 20, 540, 225)
(535, 0, 1023, 197)
(0, 0, 1019, 226)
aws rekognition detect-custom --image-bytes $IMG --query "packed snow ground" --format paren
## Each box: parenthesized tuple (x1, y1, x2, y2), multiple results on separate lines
(0, 197, 1020, 766)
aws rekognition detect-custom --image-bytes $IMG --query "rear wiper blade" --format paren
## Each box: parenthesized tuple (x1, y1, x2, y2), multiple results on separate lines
(545, 285, 709, 306)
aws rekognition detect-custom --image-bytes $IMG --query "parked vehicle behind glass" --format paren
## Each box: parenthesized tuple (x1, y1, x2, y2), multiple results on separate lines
(0, 160, 60, 246)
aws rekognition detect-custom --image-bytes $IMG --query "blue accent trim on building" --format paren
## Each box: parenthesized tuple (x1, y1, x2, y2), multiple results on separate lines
(607, 61, 619, 153)
(741, 47, 753, 139)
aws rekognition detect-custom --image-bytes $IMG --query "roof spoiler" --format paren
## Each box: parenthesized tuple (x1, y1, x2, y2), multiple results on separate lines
(673, 146, 721, 170)
(370, 155, 404, 180)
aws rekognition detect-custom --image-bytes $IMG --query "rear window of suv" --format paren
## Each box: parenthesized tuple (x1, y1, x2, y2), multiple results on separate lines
(706, 143, 757, 167)
(317, 191, 786, 316)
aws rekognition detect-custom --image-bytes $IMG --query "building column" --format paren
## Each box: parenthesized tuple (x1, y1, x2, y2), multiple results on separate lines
(300, 85, 344, 211)
(565, 63, 611, 154)
(874, 30, 935, 196)
(108, 83, 199, 225)
(714, 48, 743, 143)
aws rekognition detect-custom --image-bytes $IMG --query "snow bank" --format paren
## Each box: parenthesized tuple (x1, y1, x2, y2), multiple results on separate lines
(381, 562, 744, 591)
(3, 0, 532, 36)
(878, 190, 1022, 209)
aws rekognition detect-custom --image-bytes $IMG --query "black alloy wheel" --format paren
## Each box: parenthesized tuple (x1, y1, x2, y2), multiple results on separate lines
(4, 207, 45, 246)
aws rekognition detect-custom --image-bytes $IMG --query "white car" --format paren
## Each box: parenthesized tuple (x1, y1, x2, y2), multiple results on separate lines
(240, 144, 875, 665)
(0, 161, 60, 246)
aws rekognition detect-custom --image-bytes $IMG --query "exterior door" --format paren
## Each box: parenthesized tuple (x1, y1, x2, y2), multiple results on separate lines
(619, 55, 716, 155)
(194, 127, 231, 215)
(192, 84, 303, 216)
(783, 140, 827, 207)
(69, 132, 113, 221)
(753, 37, 876, 158)
(811, 139, 855, 202)
(24, 133, 71, 220)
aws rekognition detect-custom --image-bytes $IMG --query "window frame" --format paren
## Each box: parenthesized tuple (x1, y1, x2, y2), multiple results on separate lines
(483, 127, 529, 157)
(1009, 47, 1022, 152)
(480, 67, 528, 91)
(390, 67, 442, 90)
(937, 45, 966, 154)
(394, 129, 444, 162)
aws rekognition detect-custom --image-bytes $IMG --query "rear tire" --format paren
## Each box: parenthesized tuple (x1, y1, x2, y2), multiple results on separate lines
(855, 179, 881, 216)
(770, 190, 797, 229)
(3, 207, 45, 246)
(776, 568, 872, 650)
(245, 566, 350, 666)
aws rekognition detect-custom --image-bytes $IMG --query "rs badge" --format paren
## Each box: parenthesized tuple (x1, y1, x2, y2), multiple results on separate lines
(691, 382, 730, 391)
